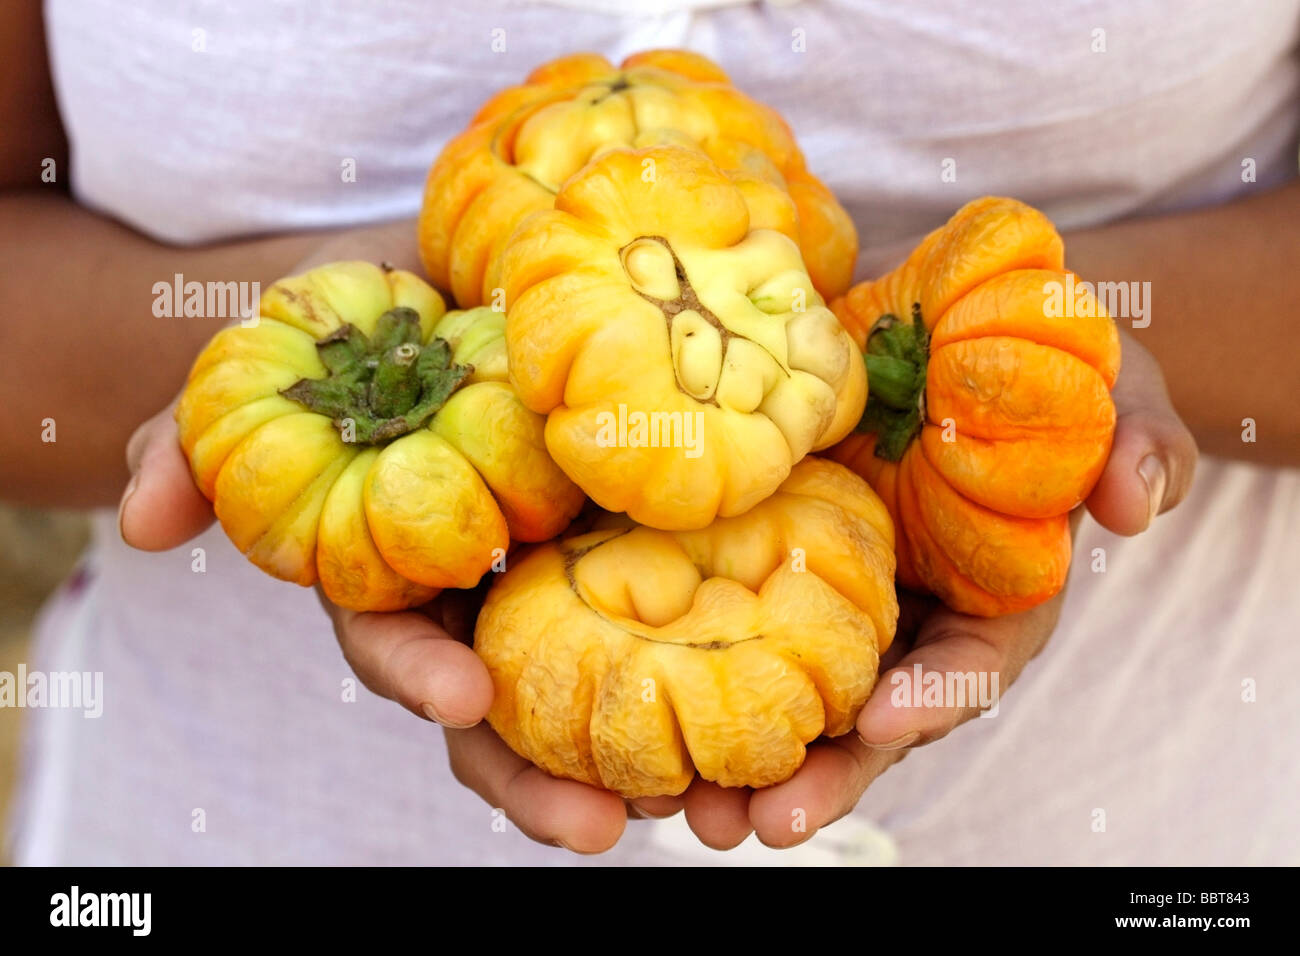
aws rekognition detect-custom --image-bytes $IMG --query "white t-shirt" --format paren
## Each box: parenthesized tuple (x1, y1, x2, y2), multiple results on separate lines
(11, 0, 1300, 864)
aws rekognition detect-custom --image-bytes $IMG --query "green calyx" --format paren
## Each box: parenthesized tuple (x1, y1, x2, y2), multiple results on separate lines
(856, 302, 928, 462)
(281, 307, 472, 444)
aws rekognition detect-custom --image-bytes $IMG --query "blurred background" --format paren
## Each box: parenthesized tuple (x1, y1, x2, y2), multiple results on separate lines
(0, 505, 87, 866)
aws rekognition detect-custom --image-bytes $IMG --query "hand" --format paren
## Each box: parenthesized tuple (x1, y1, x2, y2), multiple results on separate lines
(442, 327, 1198, 854)
(123, 298, 1195, 853)
(121, 382, 639, 851)
(120, 414, 497, 733)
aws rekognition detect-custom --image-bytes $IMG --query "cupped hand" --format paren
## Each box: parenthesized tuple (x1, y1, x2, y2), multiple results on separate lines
(695, 327, 1198, 851)
(119, 395, 496, 725)
(123, 300, 1196, 855)
(441, 327, 1197, 854)
(120, 396, 650, 852)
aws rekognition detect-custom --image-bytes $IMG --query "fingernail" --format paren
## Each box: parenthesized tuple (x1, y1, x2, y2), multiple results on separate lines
(117, 472, 140, 543)
(1137, 455, 1166, 528)
(420, 701, 476, 729)
(859, 730, 920, 751)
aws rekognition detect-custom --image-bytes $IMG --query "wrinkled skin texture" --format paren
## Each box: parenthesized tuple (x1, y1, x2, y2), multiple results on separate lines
(502, 145, 867, 531)
(175, 260, 583, 611)
(475, 457, 898, 798)
(829, 198, 1121, 616)
(418, 49, 857, 306)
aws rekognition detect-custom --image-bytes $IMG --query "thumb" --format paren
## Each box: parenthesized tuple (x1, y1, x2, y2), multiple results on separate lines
(1086, 329, 1198, 536)
(856, 593, 1063, 749)
(118, 400, 215, 551)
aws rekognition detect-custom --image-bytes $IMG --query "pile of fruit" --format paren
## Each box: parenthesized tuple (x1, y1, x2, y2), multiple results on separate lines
(176, 51, 1119, 797)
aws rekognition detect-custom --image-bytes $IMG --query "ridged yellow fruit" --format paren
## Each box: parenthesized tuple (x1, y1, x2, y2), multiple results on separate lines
(474, 457, 898, 798)
(176, 261, 584, 611)
(418, 49, 857, 307)
(501, 145, 866, 531)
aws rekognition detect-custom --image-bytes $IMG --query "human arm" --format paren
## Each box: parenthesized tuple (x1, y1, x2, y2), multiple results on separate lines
(0, 0, 353, 507)
(1065, 177, 1300, 466)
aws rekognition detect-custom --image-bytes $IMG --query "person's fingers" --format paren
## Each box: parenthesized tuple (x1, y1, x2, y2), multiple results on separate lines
(748, 736, 901, 848)
(1086, 329, 1198, 535)
(681, 779, 753, 850)
(445, 723, 628, 853)
(856, 591, 1063, 749)
(119, 403, 214, 550)
(325, 598, 494, 729)
(747, 588, 1062, 848)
